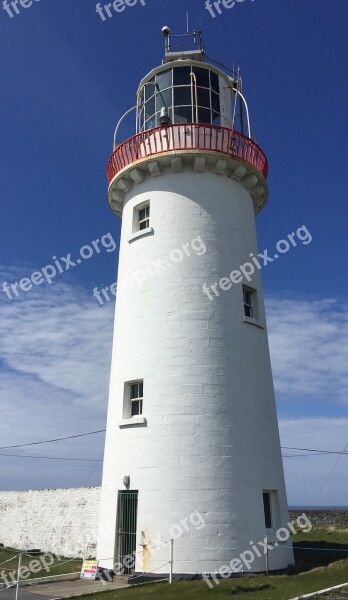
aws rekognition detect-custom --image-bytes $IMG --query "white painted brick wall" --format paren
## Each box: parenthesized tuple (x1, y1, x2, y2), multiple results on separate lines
(0, 487, 101, 558)
(97, 170, 294, 574)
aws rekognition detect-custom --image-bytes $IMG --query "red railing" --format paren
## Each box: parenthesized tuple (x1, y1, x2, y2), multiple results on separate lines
(107, 123, 268, 184)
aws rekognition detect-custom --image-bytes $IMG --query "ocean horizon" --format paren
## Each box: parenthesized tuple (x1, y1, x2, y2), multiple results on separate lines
(289, 506, 348, 510)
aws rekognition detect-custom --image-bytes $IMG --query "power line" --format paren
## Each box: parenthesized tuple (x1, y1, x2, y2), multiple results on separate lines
(315, 439, 348, 501)
(1, 451, 341, 461)
(0, 430, 106, 450)
(0, 450, 342, 461)
(0, 435, 346, 462)
(0, 453, 103, 462)
(0, 450, 341, 462)
(82, 450, 104, 487)
(281, 446, 348, 456)
(282, 453, 328, 458)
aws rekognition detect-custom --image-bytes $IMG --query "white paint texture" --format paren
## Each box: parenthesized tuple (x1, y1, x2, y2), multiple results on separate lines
(97, 167, 294, 574)
(0, 487, 100, 558)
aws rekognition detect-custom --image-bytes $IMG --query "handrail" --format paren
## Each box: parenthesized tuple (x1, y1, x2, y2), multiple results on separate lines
(107, 123, 268, 185)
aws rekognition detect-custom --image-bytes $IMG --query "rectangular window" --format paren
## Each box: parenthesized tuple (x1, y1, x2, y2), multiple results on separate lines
(243, 287, 254, 318)
(243, 285, 260, 322)
(130, 381, 143, 417)
(138, 205, 150, 231)
(263, 492, 272, 529)
(262, 490, 280, 531)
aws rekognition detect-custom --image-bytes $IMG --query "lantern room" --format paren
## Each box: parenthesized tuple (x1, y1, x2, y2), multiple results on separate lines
(108, 27, 268, 218)
(136, 27, 251, 137)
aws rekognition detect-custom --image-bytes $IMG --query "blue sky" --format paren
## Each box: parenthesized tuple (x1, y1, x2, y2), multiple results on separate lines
(0, 0, 347, 506)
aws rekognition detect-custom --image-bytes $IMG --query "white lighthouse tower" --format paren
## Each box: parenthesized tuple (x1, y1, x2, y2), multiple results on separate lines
(97, 29, 293, 577)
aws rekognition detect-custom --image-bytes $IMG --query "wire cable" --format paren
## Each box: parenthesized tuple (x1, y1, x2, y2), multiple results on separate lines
(128, 561, 171, 582)
(282, 446, 348, 456)
(0, 430, 106, 451)
(282, 453, 337, 458)
(0, 453, 103, 462)
(314, 439, 348, 502)
(82, 450, 104, 487)
(0, 583, 17, 593)
(0, 555, 20, 567)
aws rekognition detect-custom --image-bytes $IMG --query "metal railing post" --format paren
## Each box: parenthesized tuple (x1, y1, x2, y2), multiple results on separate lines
(265, 537, 269, 575)
(15, 553, 22, 600)
(169, 539, 174, 584)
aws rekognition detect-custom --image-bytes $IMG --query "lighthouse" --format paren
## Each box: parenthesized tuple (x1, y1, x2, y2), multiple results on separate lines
(97, 28, 294, 577)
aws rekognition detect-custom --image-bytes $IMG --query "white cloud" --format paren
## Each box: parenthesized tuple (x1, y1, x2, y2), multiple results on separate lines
(0, 279, 113, 490)
(0, 282, 114, 407)
(266, 297, 348, 405)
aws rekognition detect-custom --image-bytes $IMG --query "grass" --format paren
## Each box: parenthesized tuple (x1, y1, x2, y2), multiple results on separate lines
(0, 547, 82, 583)
(71, 561, 348, 600)
(68, 526, 348, 600)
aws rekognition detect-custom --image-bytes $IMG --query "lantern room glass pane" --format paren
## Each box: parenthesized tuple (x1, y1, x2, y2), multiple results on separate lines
(197, 87, 211, 109)
(198, 107, 212, 124)
(211, 91, 220, 113)
(173, 66, 191, 86)
(211, 71, 219, 94)
(156, 88, 172, 111)
(145, 116, 157, 129)
(144, 78, 155, 101)
(173, 106, 193, 123)
(139, 107, 144, 128)
(144, 96, 155, 120)
(193, 67, 210, 89)
(174, 86, 192, 106)
(156, 69, 172, 90)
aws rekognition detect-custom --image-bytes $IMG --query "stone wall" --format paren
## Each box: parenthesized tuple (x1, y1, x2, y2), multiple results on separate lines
(0, 487, 101, 558)
(290, 510, 348, 527)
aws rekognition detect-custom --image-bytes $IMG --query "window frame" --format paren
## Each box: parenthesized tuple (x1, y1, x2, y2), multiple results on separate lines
(123, 380, 144, 419)
(138, 205, 150, 231)
(132, 201, 151, 235)
(263, 491, 273, 529)
(262, 490, 280, 533)
(242, 285, 265, 329)
(243, 285, 256, 319)
(130, 381, 143, 417)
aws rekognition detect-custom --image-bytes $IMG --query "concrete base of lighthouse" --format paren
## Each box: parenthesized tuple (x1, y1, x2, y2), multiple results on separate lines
(97, 162, 294, 575)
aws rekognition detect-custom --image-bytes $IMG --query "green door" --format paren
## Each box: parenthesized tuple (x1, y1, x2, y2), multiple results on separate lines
(116, 491, 138, 574)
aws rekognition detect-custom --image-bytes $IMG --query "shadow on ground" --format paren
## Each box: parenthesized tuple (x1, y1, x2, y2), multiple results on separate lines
(225, 584, 272, 595)
(290, 541, 348, 573)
